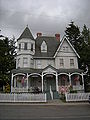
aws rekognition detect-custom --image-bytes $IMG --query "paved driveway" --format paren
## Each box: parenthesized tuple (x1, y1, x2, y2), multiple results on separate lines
(0, 103, 90, 120)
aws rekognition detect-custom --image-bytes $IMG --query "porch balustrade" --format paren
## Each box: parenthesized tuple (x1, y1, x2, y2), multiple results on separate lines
(73, 85, 84, 91)
(11, 87, 28, 92)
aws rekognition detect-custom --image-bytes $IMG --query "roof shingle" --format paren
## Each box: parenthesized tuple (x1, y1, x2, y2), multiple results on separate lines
(17, 26, 34, 40)
(34, 36, 60, 57)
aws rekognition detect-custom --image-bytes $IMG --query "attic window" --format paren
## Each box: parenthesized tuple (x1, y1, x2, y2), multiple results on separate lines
(41, 41, 47, 52)
(63, 46, 68, 52)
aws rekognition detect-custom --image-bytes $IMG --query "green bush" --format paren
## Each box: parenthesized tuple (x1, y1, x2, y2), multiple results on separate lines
(70, 90, 77, 93)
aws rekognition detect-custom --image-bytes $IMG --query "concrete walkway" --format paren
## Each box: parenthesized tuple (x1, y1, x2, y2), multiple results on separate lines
(0, 99, 89, 106)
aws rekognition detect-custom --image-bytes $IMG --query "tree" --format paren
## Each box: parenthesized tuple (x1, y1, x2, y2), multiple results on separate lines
(0, 35, 16, 91)
(80, 25, 90, 73)
(65, 21, 81, 52)
(65, 22, 90, 91)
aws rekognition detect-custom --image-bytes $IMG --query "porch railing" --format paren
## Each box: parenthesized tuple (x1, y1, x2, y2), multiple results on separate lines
(11, 87, 28, 92)
(65, 93, 90, 102)
(0, 93, 47, 102)
(73, 85, 84, 91)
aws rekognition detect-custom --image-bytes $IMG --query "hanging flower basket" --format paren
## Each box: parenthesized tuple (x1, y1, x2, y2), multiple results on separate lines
(74, 75, 79, 81)
(62, 75, 67, 81)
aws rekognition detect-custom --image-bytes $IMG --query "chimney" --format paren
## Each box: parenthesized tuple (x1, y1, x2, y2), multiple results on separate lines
(37, 33, 42, 37)
(55, 34, 60, 41)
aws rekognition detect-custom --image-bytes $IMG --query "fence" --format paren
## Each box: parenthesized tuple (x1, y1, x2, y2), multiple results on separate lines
(65, 93, 90, 102)
(0, 93, 46, 102)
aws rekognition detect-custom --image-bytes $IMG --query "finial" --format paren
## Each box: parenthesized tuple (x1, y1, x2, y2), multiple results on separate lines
(27, 24, 28, 27)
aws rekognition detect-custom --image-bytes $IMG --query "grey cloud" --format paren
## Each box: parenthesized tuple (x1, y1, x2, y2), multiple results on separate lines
(0, 0, 90, 39)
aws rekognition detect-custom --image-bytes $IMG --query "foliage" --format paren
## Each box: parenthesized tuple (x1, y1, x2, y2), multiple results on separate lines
(5, 83, 10, 93)
(0, 36, 16, 90)
(65, 22, 90, 74)
(65, 21, 81, 51)
(65, 22, 90, 91)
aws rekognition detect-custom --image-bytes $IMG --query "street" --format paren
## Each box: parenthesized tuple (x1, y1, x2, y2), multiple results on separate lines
(0, 103, 90, 120)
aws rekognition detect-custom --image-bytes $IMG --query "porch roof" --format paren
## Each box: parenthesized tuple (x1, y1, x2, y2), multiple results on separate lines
(11, 68, 83, 74)
(11, 68, 42, 74)
(58, 68, 83, 74)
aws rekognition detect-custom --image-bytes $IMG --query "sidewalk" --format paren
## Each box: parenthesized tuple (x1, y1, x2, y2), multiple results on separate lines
(0, 99, 89, 106)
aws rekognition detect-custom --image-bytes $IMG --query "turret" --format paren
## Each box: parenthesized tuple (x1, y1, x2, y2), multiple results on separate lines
(16, 26, 35, 68)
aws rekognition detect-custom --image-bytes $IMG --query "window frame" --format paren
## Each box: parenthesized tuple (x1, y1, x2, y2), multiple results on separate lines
(23, 57, 28, 67)
(31, 43, 33, 51)
(70, 59, 74, 66)
(24, 42, 28, 50)
(60, 58, 64, 67)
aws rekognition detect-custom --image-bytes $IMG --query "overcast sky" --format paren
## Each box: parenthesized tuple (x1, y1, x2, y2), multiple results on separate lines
(0, 0, 90, 39)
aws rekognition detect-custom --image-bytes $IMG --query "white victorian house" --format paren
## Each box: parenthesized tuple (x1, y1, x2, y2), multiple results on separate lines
(11, 26, 84, 99)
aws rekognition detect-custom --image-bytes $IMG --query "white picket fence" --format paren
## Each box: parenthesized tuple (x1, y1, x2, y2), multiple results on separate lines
(65, 93, 90, 102)
(0, 93, 46, 102)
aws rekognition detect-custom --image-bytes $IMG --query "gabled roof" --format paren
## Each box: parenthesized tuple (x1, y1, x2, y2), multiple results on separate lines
(34, 36, 60, 58)
(42, 65, 57, 72)
(17, 26, 34, 40)
(54, 36, 80, 58)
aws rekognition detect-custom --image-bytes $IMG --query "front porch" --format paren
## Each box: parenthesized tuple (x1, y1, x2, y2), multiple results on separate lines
(11, 67, 84, 96)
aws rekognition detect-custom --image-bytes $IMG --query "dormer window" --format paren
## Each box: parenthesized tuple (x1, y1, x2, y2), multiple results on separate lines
(41, 41, 47, 52)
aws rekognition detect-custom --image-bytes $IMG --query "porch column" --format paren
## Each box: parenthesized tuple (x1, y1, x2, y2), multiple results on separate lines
(27, 73, 28, 90)
(81, 73, 84, 89)
(56, 73, 58, 91)
(14, 76, 16, 88)
(42, 73, 44, 92)
(69, 73, 71, 86)
(11, 73, 13, 92)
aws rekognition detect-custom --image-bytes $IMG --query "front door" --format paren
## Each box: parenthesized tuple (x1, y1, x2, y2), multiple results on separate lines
(44, 75, 56, 92)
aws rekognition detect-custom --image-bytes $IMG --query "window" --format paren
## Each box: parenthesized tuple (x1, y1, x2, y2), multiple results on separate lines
(37, 60, 41, 68)
(31, 44, 33, 51)
(19, 44, 21, 51)
(70, 59, 74, 66)
(41, 41, 47, 52)
(63, 46, 68, 52)
(60, 59, 64, 66)
(24, 43, 27, 50)
(31, 59, 34, 66)
(23, 58, 28, 67)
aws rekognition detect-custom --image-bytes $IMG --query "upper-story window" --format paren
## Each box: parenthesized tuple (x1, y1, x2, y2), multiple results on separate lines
(23, 57, 28, 67)
(19, 44, 21, 51)
(41, 41, 47, 52)
(70, 59, 74, 66)
(60, 58, 64, 67)
(37, 60, 41, 69)
(24, 43, 27, 50)
(31, 43, 33, 51)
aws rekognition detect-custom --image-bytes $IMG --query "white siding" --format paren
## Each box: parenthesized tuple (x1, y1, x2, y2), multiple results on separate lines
(34, 59, 55, 69)
(55, 39, 78, 69)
